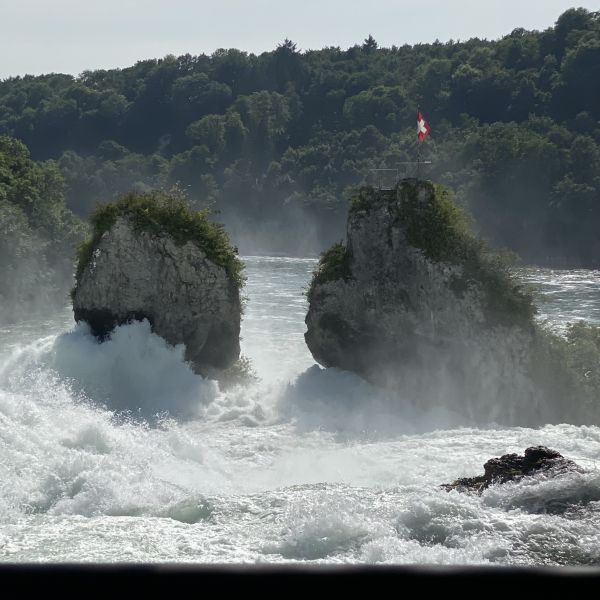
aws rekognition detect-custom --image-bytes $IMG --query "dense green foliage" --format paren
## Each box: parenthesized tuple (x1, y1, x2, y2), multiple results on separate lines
(307, 242, 352, 302)
(1, 10, 600, 261)
(0, 136, 86, 321)
(74, 190, 244, 289)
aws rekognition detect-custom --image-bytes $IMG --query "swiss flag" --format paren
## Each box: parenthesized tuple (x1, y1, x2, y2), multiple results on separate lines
(417, 111, 430, 141)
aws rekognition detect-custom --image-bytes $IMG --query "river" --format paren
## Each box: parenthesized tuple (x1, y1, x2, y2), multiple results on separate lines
(0, 258, 599, 564)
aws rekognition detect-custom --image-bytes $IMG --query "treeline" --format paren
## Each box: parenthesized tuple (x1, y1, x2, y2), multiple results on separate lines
(0, 136, 86, 321)
(0, 8, 599, 262)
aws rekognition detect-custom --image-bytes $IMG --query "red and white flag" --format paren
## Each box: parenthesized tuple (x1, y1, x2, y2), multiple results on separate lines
(417, 111, 430, 141)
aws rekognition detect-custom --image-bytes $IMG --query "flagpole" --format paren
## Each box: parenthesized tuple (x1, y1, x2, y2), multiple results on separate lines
(416, 107, 421, 178)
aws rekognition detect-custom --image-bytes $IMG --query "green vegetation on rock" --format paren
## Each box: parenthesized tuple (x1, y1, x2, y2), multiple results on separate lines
(306, 242, 352, 302)
(396, 179, 535, 328)
(74, 189, 245, 290)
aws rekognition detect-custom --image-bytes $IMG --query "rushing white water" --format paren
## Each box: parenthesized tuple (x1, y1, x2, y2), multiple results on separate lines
(0, 258, 599, 565)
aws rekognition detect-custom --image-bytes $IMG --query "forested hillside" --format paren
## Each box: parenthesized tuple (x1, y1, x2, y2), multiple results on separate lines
(0, 136, 86, 321)
(1, 7, 598, 262)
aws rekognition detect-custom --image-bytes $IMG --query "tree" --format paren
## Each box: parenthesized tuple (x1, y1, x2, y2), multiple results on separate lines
(362, 35, 378, 53)
(186, 115, 226, 153)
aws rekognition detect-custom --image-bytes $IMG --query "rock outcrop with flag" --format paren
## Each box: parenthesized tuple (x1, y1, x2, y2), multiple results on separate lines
(304, 179, 599, 426)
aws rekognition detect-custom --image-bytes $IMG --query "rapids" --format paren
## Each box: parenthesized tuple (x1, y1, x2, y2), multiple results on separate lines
(0, 258, 599, 564)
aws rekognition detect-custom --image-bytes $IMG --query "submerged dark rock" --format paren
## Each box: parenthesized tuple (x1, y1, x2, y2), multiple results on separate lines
(442, 446, 582, 493)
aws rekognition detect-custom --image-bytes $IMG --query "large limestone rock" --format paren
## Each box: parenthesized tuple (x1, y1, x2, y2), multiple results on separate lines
(305, 179, 574, 424)
(73, 216, 241, 377)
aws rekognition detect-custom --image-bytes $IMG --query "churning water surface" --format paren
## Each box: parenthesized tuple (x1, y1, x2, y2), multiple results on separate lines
(0, 258, 599, 564)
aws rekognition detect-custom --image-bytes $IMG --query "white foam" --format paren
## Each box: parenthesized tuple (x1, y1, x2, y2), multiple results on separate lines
(46, 320, 218, 418)
(1, 260, 600, 563)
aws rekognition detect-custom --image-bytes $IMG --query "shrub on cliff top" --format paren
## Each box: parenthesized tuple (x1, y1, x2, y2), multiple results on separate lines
(74, 189, 244, 290)
(398, 180, 535, 328)
(306, 242, 351, 303)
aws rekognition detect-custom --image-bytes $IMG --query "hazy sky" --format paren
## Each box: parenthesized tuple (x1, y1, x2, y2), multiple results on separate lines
(1, 1, 597, 79)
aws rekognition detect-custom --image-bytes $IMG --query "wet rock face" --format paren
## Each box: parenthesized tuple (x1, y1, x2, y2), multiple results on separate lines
(442, 446, 581, 493)
(304, 180, 600, 427)
(72, 217, 241, 377)
(304, 179, 540, 423)
(307, 182, 477, 375)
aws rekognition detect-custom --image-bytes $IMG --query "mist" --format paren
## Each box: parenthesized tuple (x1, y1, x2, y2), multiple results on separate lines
(0, 231, 76, 325)
(219, 199, 346, 257)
